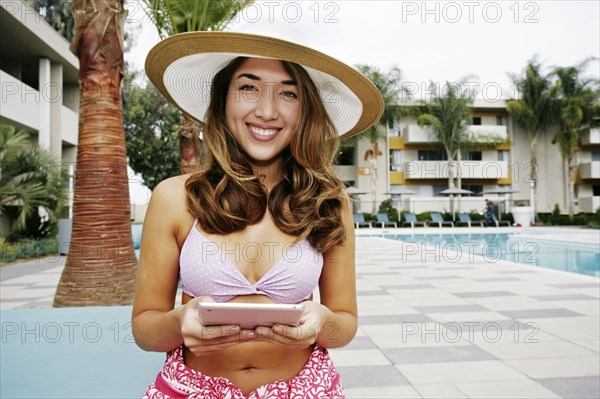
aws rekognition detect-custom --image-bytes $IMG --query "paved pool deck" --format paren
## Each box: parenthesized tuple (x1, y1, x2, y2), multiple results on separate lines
(1, 227, 599, 398)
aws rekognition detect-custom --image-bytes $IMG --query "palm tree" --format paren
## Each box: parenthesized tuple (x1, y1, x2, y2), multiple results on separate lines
(142, 0, 254, 174)
(0, 125, 66, 236)
(344, 65, 407, 213)
(417, 81, 474, 215)
(54, 0, 137, 307)
(507, 57, 559, 218)
(552, 59, 600, 217)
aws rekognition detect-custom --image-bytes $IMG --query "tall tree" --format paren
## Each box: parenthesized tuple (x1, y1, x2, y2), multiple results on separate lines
(552, 59, 600, 217)
(344, 65, 407, 213)
(122, 72, 181, 190)
(507, 57, 559, 218)
(141, 0, 254, 174)
(54, 0, 137, 307)
(417, 82, 474, 215)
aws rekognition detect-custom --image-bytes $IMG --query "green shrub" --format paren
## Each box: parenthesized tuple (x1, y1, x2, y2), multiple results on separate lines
(0, 237, 58, 264)
(378, 199, 399, 222)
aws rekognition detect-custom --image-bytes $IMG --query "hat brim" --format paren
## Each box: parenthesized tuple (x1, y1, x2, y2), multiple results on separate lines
(145, 32, 383, 138)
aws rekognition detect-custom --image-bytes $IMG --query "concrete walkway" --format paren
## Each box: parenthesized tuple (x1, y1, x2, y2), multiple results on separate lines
(1, 231, 599, 398)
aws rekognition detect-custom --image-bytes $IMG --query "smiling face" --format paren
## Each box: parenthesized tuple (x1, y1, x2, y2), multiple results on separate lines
(225, 58, 301, 168)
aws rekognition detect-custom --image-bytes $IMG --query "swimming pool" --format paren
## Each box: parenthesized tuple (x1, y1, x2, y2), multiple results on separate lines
(374, 232, 600, 278)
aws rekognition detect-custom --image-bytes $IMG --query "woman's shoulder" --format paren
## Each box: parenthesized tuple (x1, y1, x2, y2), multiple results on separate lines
(150, 174, 192, 212)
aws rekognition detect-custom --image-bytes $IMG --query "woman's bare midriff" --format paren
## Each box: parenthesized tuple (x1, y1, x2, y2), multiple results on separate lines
(181, 293, 314, 395)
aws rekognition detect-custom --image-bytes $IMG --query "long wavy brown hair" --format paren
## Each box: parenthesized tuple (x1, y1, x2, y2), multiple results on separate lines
(185, 57, 347, 253)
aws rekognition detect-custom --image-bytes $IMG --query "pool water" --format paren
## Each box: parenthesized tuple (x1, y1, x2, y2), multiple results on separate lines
(381, 233, 600, 278)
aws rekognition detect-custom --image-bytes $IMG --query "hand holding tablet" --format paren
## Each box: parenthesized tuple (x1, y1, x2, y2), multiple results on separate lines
(196, 302, 305, 329)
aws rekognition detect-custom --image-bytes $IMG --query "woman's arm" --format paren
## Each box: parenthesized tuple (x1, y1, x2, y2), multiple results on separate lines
(132, 176, 256, 354)
(313, 197, 358, 348)
(131, 176, 189, 352)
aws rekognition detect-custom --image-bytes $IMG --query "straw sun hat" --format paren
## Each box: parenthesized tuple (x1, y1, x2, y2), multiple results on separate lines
(145, 22, 384, 138)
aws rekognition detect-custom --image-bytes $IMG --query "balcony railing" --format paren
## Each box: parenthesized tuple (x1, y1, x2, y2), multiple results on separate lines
(402, 124, 507, 144)
(402, 160, 509, 179)
(579, 161, 600, 179)
(334, 165, 357, 182)
(580, 127, 600, 146)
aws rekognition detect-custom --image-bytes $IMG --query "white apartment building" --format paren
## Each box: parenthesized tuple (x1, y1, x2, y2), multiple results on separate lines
(0, 0, 79, 234)
(343, 99, 600, 215)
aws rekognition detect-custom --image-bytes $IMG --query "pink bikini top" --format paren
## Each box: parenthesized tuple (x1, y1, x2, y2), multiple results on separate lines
(179, 219, 323, 304)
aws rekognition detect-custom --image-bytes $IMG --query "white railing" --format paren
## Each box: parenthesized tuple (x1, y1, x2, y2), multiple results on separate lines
(580, 127, 600, 145)
(354, 197, 507, 216)
(333, 165, 357, 182)
(402, 124, 507, 144)
(1, 70, 40, 130)
(579, 161, 600, 179)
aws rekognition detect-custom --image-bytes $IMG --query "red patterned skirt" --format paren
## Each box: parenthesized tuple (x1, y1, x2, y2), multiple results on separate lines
(142, 345, 344, 398)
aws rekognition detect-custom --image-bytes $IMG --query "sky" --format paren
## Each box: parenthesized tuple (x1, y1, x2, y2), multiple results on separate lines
(124, 0, 599, 203)
(126, 0, 600, 102)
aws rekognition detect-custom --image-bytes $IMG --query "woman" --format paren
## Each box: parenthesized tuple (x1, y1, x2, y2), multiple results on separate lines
(133, 23, 383, 398)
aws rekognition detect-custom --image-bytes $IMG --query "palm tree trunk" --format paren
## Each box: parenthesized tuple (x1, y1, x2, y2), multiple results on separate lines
(456, 150, 463, 220)
(567, 152, 575, 217)
(446, 153, 456, 217)
(529, 131, 539, 222)
(54, 0, 137, 307)
(179, 113, 201, 174)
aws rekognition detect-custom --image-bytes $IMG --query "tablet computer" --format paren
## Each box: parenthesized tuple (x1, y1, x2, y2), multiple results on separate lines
(196, 302, 305, 329)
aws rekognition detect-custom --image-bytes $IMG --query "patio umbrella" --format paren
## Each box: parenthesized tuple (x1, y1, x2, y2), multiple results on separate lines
(482, 187, 519, 221)
(439, 188, 474, 221)
(439, 187, 475, 196)
(384, 187, 416, 212)
(345, 186, 368, 195)
(345, 186, 368, 212)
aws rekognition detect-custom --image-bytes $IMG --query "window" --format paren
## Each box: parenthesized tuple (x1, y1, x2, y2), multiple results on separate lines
(498, 150, 509, 162)
(335, 145, 355, 165)
(472, 117, 482, 125)
(496, 116, 507, 126)
(464, 151, 482, 161)
(593, 185, 600, 196)
(592, 152, 600, 162)
(390, 150, 402, 171)
(418, 150, 447, 161)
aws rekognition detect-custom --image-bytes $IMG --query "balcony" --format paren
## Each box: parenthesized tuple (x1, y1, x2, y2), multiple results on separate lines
(402, 124, 507, 144)
(580, 127, 600, 146)
(403, 160, 509, 180)
(1, 70, 40, 130)
(579, 197, 600, 213)
(334, 165, 357, 182)
(579, 161, 600, 179)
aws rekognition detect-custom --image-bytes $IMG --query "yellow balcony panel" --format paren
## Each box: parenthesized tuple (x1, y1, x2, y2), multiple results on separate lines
(390, 171, 405, 184)
(496, 171, 512, 185)
(496, 142, 511, 150)
(389, 136, 405, 149)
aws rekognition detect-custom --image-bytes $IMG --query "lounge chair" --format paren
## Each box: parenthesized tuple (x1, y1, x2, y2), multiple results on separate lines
(457, 213, 483, 227)
(376, 213, 397, 228)
(402, 212, 426, 228)
(429, 212, 454, 227)
(353, 213, 372, 228)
